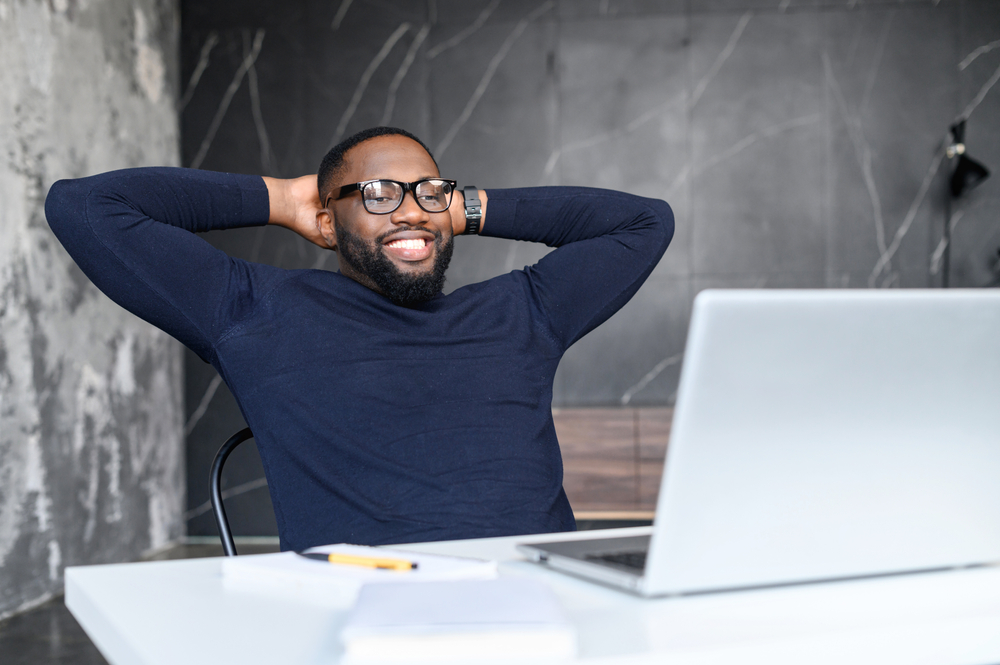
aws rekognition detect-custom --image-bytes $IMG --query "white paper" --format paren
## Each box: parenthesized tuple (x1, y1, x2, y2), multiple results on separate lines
(221, 543, 498, 606)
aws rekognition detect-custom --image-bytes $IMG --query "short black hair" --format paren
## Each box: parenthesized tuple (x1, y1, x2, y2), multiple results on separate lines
(317, 126, 438, 203)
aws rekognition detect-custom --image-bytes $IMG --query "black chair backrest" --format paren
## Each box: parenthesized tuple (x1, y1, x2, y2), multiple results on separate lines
(210, 427, 255, 556)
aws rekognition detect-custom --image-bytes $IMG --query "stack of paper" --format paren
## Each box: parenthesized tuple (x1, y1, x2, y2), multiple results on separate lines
(221, 544, 497, 605)
(340, 578, 577, 664)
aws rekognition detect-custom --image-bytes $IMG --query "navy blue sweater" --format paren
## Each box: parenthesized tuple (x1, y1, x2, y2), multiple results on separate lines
(45, 168, 673, 551)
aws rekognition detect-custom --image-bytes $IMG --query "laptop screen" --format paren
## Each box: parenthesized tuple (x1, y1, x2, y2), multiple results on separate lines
(644, 290, 1000, 595)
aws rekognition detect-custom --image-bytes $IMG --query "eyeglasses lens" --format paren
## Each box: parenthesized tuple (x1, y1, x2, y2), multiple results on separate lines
(362, 180, 403, 213)
(415, 180, 452, 212)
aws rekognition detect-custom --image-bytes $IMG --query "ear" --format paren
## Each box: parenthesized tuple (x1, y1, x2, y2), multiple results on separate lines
(316, 208, 338, 250)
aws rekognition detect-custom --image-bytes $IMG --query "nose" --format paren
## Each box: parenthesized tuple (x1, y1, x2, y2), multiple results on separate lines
(390, 190, 429, 225)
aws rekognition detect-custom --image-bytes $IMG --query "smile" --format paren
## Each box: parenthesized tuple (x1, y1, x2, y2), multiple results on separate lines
(385, 238, 428, 250)
(382, 233, 435, 262)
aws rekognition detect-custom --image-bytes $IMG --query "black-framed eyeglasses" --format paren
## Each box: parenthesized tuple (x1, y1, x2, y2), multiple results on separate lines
(327, 178, 457, 215)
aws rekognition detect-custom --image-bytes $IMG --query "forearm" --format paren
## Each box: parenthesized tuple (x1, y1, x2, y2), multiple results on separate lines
(49, 167, 269, 234)
(44, 167, 271, 359)
(479, 186, 672, 249)
(475, 186, 674, 348)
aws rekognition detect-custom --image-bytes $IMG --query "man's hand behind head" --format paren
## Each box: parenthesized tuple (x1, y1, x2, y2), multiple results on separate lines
(264, 175, 330, 249)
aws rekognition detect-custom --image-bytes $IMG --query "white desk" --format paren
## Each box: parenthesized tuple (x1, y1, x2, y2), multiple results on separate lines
(66, 526, 1000, 665)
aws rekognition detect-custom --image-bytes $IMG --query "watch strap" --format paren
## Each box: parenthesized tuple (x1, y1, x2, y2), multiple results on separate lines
(462, 186, 482, 235)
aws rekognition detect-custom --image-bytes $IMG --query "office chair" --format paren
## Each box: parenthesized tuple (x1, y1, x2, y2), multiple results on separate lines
(210, 427, 255, 556)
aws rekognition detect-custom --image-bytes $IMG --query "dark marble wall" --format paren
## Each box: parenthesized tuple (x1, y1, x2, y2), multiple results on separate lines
(180, 0, 1000, 536)
(1, 0, 184, 618)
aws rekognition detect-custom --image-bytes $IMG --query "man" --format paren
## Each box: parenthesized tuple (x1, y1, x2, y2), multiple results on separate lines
(45, 126, 674, 551)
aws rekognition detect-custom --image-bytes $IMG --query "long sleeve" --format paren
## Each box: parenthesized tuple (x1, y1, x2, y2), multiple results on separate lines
(44, 167, 273, 362)
(480, 186, 674, 349)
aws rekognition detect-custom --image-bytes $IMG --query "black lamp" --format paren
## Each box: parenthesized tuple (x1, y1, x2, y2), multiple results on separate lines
(948, 121, 990, 198)
(942, 121, 992, 287)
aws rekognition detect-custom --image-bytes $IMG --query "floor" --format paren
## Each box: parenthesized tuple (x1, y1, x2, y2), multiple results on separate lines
(0, 522, 650, 664)
(0, 541, 280, 665)
(0, 598, 108, 665)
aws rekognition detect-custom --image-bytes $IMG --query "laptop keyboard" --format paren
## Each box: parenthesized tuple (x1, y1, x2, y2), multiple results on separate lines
(585, 550, 647, 571)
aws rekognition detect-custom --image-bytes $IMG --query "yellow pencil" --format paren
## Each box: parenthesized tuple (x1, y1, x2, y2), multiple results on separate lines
(296, 551, 418, 571)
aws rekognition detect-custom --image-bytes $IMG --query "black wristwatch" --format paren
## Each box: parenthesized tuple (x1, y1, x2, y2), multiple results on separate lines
(462, 186, 482, 235)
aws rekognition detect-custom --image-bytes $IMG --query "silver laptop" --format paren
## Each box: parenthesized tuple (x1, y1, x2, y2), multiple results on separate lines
(519, 289, 1000, 597)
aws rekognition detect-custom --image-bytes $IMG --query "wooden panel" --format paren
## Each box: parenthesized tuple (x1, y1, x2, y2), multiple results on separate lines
(554, 408, 638, 511)
(637, 407, 673, 461)
(553, 408, 635, 459)
(574, 511, 656, 521)
(562, 458, 637, 511)
(638, 460, 664, 510)
(553, 407, 675, 513)
(637, 408, 672, 509)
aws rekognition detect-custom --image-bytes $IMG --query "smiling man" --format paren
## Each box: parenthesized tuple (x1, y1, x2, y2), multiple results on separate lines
(45, 126, 673, 551)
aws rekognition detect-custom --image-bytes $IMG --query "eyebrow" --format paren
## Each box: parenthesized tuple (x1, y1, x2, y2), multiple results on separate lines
(350, 175, 443, 184)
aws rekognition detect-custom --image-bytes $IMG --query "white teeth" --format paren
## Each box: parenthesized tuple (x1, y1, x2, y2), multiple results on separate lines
(387, 238, 426, 250)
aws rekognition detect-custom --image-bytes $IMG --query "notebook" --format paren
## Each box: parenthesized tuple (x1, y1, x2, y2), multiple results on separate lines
(519, 289, 1000, 596)
(340, 578, 576, 664)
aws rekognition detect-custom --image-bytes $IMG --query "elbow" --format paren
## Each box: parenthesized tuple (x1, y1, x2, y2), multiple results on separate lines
(645, 197, 675, 251)
(45, 178, 79, 213)
(44, 178, 89, 236)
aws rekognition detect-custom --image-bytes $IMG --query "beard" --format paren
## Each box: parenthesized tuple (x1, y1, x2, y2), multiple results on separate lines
(335, 225, 454, 307)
